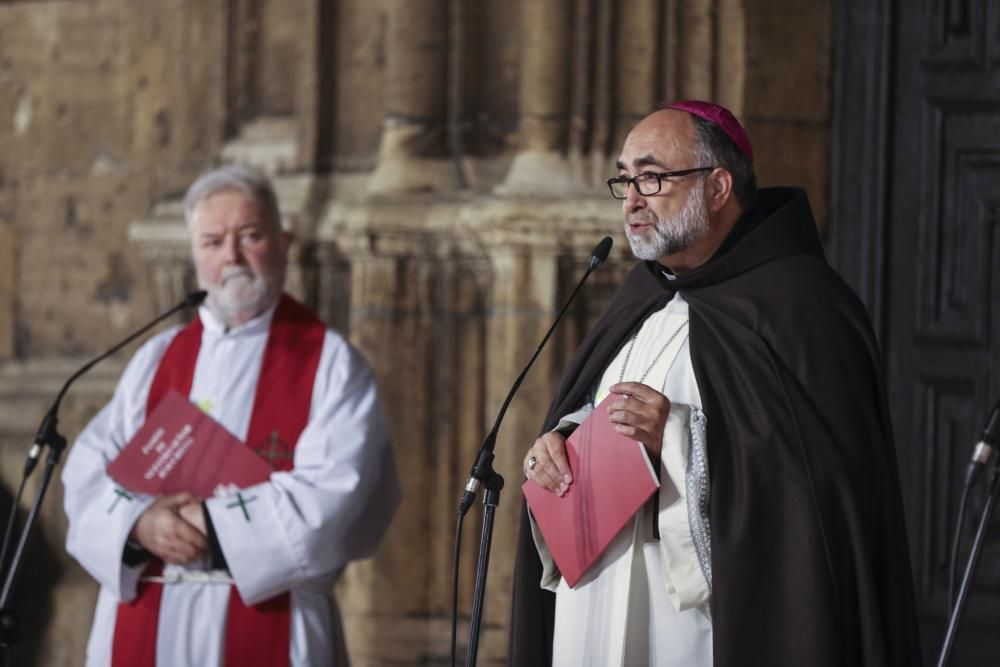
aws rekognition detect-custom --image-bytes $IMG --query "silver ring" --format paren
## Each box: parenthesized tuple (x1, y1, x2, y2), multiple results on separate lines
(527, 456, 538, 471)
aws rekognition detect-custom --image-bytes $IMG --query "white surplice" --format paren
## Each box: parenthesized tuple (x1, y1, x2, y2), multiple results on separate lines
(530, 292, 713, 667)
(62, 302, 400, 667)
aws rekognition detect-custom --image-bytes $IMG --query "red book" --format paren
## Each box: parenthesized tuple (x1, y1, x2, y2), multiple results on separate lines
(522, 393, 660, 588)
(106, 389, 273, 498)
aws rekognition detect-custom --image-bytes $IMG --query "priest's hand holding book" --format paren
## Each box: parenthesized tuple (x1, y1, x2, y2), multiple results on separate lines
(129, 492, 208, 565)
(522, 381, 671, 496)
(108, 389, 275, 567)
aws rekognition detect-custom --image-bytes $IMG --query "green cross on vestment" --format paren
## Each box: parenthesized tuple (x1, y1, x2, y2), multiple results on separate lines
(254, 430, 292, 468)
(106, 487, 133, 514)
(226, 492, 257, 522)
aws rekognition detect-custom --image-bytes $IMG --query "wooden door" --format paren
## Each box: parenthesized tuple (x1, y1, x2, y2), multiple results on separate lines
(829, 1, 1000, 663)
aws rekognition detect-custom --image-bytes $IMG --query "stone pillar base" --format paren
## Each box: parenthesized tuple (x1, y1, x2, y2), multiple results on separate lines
(367, 122, 461, 195)
(494, 150, 584, 197)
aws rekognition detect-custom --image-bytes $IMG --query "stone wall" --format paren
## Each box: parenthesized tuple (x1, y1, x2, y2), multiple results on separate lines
(745, 0, 833, 231)
(0, 0, 229, 360)
(0, 1, 832, 664)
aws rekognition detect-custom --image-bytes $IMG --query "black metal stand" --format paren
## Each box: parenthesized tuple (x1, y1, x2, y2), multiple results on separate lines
(0, 607, 16, 667)
(937, 461, 1000, 667)
(465, 471, 504, 667)
(0, 290, 206, 666)
(450, 239, 612, 666)
(0, 428, 66, 667)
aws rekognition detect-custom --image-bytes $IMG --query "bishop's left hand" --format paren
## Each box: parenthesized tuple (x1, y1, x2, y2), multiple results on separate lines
(607, 382, 671, 458)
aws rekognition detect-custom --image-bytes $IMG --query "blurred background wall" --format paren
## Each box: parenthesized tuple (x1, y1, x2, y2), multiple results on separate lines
(0, 0, 937, 664)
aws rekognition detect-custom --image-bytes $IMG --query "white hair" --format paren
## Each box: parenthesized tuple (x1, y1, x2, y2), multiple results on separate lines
(183, 164, 282, 233)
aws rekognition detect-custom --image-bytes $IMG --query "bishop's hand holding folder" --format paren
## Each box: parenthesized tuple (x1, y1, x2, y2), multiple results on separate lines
(522, 393, 661, 588)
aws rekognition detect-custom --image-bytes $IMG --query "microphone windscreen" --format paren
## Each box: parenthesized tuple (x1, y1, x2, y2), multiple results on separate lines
(185, 290, 209, 307)
(590, 236, 613, 268)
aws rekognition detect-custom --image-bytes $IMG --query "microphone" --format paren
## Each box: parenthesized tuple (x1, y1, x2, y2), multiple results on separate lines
(966, 401, 1000, 486)
(458, 237, 613, 515)
(184, 290, 209, 307)
(22, 289, 208, 477)
(946, 399, 1000, 617)
(589, 236, 613, 270)
(941, 400, 1000, 665)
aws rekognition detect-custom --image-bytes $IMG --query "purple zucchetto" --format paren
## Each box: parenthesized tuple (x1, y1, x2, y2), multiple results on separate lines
(667, 100, 754, 164)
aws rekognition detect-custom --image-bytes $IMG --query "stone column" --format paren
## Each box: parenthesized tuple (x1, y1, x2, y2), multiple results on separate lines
(715, 0, 746, 114)
(367, 0, 460, 194)
(614, 0, 662, 148)
(659, 0, 746, 117)
(743, 0, 830, 228)
(316, 196, 622, 663)
(224, 0, 262, 137)
(471, 198, 621, 660)
(584, 0, 615, 183)
(313, 241, 351, 334)
(317, 202, 490, 663)
(331, 242, 435, 663)
(0, 223, 14, 360)
(497, 0, 577, 195)
(678, 0, 717, 101)
(479, 236, 561, 660)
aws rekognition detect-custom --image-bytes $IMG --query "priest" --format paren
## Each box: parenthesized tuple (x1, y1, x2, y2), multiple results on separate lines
(62, 164, 400, 666)
(510, 102, 922, 666)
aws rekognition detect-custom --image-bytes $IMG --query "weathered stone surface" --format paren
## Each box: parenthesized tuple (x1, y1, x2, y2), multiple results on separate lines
(743, 0, 832, 232)
(368, 0, 458, 194)
(517, 0, 573, 151)
(744, 0, 832, 123)
(0, 224, 13, 360)
(748, 121, 831, 232)
(14, 171, 156, 356)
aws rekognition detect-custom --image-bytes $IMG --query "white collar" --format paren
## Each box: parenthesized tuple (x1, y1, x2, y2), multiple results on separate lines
(198, 300, 279, 337)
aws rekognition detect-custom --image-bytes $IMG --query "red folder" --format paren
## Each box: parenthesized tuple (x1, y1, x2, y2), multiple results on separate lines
(522, 393, 660, 588)
(106, 389, 273, 497)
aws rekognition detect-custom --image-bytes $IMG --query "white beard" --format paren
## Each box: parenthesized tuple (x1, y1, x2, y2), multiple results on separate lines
(625, 184, 710, 261)
(200, 265, 280, 327)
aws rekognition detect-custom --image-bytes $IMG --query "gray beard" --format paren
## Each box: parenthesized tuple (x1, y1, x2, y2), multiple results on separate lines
(199, 266, 281, 327)
(625, 186, 710, 261)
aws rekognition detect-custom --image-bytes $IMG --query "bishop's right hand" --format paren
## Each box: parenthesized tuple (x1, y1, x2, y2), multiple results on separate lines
(524, 432, 573, 497)
(131, 492, 208, 565)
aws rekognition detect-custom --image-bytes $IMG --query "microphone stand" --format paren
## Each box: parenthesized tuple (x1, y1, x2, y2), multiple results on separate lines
(937, 401, 1000, 667)
(0, 290, 206, 666)
(454, 238, 612, 666)
(937, 457, 1000, 666)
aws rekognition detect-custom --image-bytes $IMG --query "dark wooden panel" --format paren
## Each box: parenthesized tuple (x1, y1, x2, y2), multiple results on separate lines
(915, 375, 977, 600)
(925, 0, 987, 66)
(826, 0, 893, 339)
(833, 0, 1000, 662)
(915, 110, 1000, 345)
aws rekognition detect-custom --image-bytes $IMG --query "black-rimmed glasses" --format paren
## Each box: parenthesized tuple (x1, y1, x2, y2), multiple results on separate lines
(606, 167, 716, 199)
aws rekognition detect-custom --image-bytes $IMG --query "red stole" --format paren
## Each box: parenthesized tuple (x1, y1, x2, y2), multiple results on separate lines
(111, 294, 326, 667)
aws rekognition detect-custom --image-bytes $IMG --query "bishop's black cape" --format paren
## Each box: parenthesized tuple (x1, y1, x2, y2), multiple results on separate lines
(508, 187, 922, 666)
